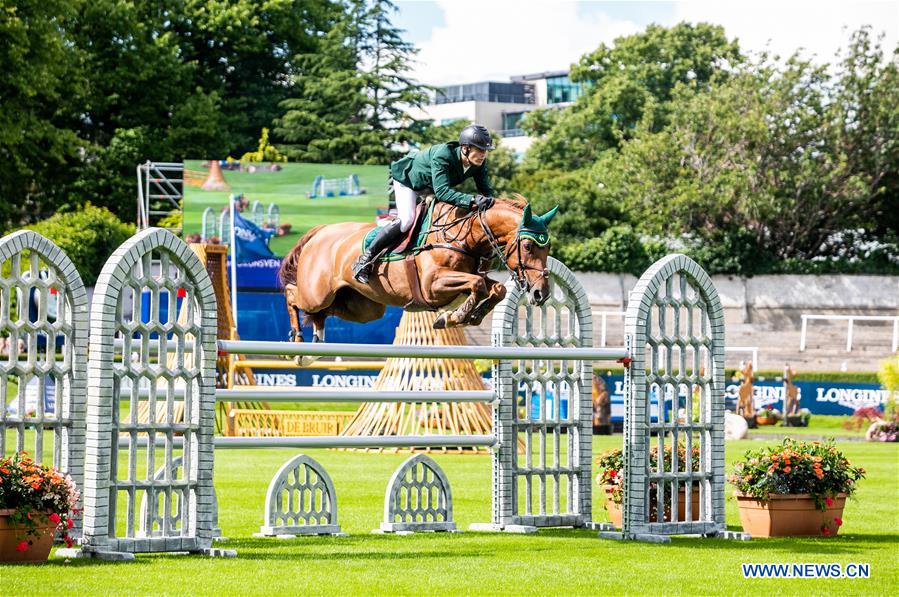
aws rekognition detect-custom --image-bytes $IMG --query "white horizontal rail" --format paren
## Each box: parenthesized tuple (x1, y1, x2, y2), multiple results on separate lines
(119, 435, 497, 449)
(127, 388, 493, 403)
(219, 340, 627, 361)
(217, 389, 493, 403)
(724, 346, 759, 370)
(799, 314, 899, 353)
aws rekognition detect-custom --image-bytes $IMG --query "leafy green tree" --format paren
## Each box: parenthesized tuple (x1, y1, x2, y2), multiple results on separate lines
(523, 22, 742, 171)
(275, 13, 374, 163)
(166, 0, 335, 154)
(595, 29, 898, 271)
(276, 0, 427, 163)
(0, 0, 83, 230)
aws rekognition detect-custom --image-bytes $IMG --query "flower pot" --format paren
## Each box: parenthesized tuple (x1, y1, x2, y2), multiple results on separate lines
(742, 416, 758, 429)
(603, 486, 702, 527)
(756, 416, 778, 426)
(0, 509, 55, 563)
(734, 492, 846, 537)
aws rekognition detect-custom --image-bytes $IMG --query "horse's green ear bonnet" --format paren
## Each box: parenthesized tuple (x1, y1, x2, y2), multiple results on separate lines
(519, 204, 559, 246)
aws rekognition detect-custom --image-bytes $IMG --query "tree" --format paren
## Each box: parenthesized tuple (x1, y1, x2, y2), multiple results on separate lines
(523, 22, 743, 171)
(0, 0, 83, 229)
(275, 0, 428, 163)
(275, 14, 374, 163)
(600, 29, 899, 269)
(359, 0, 429, 137)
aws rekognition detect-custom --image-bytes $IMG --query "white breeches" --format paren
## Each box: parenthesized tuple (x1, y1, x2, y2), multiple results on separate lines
(393, 180, 418, 232)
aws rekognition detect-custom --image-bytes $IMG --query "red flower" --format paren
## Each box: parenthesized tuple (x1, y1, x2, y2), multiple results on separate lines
(15, 541, 29, 552)
(825, 497, 834, 507)
(64, 535, 74, 548)
(67, 517, 74, 529)
(783, 466, 792, 474)
(834, 517, 843, 526)
(822, 526, 831, 536)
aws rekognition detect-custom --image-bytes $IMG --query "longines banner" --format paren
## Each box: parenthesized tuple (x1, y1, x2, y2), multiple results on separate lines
(250, 369, 889, 421)
(598, 375, 889, 420)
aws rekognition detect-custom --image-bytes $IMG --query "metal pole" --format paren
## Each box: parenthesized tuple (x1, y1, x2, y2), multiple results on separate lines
(846, 318, 853, 352)
(119, 435, 497, 449)
(600, 313, 608, 347)
(136, 164, 144, 229)
(893, 318, 898, 353)
(216, 388, 494, 403)
(229, 194, 238, 332)
(799, 315, 808, 351)
(218, 339, 628, 361)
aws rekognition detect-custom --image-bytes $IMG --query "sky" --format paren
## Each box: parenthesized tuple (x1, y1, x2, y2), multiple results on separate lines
(392, 0, 899, 85)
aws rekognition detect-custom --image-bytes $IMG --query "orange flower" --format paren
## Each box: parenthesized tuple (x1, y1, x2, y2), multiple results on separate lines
(784, 458, 791, 465)
(814, 456, 822, 463)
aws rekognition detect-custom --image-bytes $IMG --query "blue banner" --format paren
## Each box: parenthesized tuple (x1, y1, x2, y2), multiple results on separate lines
(596, 374, 889, 420)
(232, 371, 889, 421)
(232, 209, 275, 263)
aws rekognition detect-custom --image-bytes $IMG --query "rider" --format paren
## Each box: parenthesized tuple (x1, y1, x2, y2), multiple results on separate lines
(352, 124, 497, 284)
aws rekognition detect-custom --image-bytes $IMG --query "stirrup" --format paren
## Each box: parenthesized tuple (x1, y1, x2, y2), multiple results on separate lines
(353, 256, 373, 283)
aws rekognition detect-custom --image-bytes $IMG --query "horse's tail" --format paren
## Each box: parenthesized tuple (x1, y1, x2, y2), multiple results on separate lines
(278, 224, 326, 288)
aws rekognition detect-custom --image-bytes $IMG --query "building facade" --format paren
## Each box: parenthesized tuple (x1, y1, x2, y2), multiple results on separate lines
(407, 70, 584, 155)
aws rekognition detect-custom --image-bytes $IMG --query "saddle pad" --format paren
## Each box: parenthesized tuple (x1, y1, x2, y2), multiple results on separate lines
(362, 200, 435, 262)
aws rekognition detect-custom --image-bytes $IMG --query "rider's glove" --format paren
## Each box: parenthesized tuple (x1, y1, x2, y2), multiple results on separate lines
(472, 195, 494, 211)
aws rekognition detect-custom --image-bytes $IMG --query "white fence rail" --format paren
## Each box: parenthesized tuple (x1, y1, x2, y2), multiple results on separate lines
(799, 314, 899, 353)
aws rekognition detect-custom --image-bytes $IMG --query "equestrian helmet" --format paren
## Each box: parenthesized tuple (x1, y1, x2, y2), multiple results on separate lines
(459, 124, 495, 151)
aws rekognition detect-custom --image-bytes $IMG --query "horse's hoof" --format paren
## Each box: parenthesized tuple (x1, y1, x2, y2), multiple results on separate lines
(432, 313, 448, 330)
(294, 355, 319, 367)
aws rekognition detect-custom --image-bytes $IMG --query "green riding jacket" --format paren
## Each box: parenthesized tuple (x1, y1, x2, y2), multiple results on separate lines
(389, 142, 494, 209)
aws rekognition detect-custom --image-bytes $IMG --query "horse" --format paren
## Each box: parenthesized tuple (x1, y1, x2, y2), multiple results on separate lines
(277, 195, 558, 358)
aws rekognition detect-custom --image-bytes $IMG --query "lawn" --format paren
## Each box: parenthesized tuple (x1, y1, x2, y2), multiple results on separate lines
(181, 161, 391, 256)
(2, 435, 896, 595)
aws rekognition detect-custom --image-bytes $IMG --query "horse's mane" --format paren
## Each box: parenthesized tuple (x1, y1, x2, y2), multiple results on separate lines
(495, 193, 528, 210)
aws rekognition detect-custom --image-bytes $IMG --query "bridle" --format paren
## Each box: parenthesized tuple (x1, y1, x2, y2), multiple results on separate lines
(418, 202, 549, 292)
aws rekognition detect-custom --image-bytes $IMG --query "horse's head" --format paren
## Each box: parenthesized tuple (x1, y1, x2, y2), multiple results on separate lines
(513, 203, 558, 305)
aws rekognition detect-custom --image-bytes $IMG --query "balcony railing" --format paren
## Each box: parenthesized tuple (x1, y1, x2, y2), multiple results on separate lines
(497, 128, 525, 138)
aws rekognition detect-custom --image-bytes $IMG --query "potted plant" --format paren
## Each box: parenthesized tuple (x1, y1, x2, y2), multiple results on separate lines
(0, 452, 80, 563)
(866, 417, 898, 442)
(784, 408, 811, 428)
(596, 445, 701, 527)
(729, 438, 865, 537)
(755, 407, 780, 426)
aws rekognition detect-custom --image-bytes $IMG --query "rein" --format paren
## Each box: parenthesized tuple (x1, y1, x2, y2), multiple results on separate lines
(414, 201, 547, 290)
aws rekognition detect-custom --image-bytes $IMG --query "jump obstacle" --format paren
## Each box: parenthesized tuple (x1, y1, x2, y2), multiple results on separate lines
(307, 174, 364, 198)
(0, 226, 742, 561)
(201, 201, 280, 241)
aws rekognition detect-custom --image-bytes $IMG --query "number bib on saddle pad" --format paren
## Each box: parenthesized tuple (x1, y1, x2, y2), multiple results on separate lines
(362, 199, 436, 262)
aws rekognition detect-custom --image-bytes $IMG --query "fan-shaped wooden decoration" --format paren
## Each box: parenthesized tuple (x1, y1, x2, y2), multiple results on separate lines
(339, 310, 504, 454)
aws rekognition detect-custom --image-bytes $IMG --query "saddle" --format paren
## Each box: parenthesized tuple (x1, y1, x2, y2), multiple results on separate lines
(360, 193, 438, 311)
(360, 193, 435, 260)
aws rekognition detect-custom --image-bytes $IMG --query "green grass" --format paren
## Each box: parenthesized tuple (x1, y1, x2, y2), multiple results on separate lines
(748, 415, 868, 439)
(2, 436, 896, 595)
(182, 161, 390, 256)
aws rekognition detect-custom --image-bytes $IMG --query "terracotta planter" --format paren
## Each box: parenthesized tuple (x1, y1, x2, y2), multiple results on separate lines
(0, 509, 55, 563)
(756, 416, 778, 426)
(603, 486, 702, 526)
(734, 492, 846, 537)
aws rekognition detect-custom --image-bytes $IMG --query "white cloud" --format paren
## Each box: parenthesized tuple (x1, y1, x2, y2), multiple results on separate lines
(411, 0, 643, 85)
(674, 1, 898, 63)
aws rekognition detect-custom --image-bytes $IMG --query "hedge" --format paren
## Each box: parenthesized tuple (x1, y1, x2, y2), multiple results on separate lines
(22, 204, 135, 286)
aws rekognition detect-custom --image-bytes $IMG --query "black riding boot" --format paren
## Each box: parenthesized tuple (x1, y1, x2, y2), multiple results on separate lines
(353, 219, 405, 284)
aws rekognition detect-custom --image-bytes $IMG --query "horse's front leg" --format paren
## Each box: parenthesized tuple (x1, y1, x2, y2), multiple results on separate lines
(429, 270, 488, 329)
(467, 278, 507, 327)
